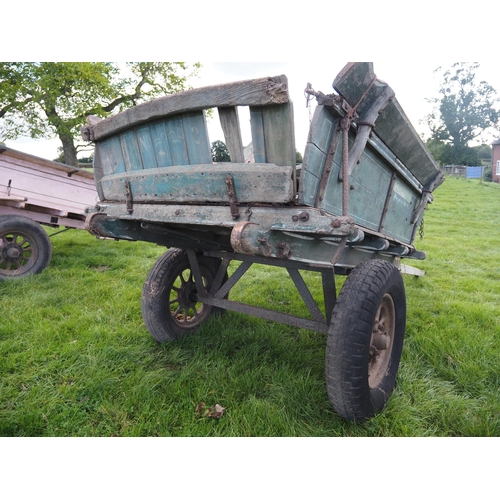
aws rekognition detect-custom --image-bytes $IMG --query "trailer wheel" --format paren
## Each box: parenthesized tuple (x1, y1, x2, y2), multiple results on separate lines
(141, 248, 227, 342)
(0, 215, 52, 280)
(326, 259, 406, 421)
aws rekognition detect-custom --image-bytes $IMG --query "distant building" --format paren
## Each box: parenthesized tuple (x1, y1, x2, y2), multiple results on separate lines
(492, 138, 500, 183)
(243, 143, 254, 163)
(442, 165, 466, 177)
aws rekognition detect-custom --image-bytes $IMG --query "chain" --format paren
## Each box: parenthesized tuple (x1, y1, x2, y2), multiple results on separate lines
(419, 218, 425, 240)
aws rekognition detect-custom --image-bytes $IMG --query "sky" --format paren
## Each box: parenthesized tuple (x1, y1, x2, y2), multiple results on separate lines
(4, 60, 500, 162)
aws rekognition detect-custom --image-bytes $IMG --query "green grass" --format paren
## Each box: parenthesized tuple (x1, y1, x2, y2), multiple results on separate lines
(1, 177, 499, 436)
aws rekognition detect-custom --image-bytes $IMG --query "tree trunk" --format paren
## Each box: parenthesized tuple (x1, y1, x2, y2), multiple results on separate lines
(59, 133, 78, 167)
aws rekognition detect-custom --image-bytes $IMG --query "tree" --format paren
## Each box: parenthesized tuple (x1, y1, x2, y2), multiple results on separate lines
(425, 138, 481, 166)
(0, 62, 200, 167)
(424, 62, 499, 165)
(295, 149, 303, 164)
(211, 140, 231, 162)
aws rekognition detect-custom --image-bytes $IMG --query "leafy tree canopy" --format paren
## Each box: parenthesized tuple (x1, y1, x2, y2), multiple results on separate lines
(0, 62, 200, 167)
(423, 62, 499, 165)
(211, 140, 231, 162)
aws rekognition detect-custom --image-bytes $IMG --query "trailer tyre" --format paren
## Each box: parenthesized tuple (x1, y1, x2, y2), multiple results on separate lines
(326, 259, 406, 421)
(0, 215, 52, 280)
(141, 248, 227, 342)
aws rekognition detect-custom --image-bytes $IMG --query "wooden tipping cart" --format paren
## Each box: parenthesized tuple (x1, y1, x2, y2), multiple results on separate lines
(0, 147, 98, 279)
(82, 62, 444, 421)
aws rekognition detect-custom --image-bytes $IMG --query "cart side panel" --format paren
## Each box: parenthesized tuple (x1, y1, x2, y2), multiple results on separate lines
(98, 164, 294, 204)
(300, 105, 422, 245)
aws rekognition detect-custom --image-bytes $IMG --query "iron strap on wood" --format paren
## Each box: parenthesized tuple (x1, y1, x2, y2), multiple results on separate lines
(225, 173, 240, 220)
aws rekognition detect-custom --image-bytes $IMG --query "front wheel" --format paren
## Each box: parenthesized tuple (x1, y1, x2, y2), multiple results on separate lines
(141, 248, 226, 342)
(0, 215, 52, 280)
(325, 259, 406, 421)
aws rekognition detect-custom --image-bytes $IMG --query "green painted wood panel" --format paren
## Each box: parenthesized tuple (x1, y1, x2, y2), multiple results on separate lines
(136, 124, 157, 169)
(150, 121, 174, 168)
(96, 111, 211, 175)
(182, 112, 212, 164)
(345, 147, 393, 231)
(321, 136, 392, 232)
(382, 178, 420, 243)
(299, 143, 323, 206)
(164, 116, 190, 165)
(299, 106, 337, 206)
(97, 136, 126, 177)
(121, 130, 143, 171)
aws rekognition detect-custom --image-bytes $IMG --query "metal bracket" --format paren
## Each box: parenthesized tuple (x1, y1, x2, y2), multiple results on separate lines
(125, 180, 133, 214)
(225, 173, 240, 219)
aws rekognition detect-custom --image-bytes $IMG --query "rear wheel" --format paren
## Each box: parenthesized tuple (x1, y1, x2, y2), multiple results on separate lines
(141, 248, 226, 342)
(0, 215, 52, 280)
(325, 259, 406, 421)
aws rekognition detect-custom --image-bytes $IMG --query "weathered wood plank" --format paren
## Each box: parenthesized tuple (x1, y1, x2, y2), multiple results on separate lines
(99, 203, 356, 237)
(97, 136, 126, 176)
(249, 107, 266, 163)
(121, 130, 143, 171)
(218, 107, 244, 163)
(136, 124, 157, 170)
(150, 121, 173, 167)
(382, 178, 420, 243)
(83, 75, 290, 142)
(0, 146, 94, 179)
(164, 116, 190, 165)
(182, 112, 212, 164)
(299, 105, 337, 205)
(0, 205, 87, 229)
(261, 101, 295, 168)
(399, 263, 425, 276)
(98, 164, 294, 204)
(249, 105, 296, 169)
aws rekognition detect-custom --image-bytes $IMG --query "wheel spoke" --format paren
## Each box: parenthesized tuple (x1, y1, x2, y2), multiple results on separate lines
(190, 305, 201, 318)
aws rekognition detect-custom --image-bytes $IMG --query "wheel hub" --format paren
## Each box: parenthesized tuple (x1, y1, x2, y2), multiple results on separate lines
(4, 245, 22, 261)
(368, 293, 395, 389)
(178, 282, 198, 308)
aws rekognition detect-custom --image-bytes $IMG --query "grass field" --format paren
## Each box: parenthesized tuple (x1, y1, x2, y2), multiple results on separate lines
(1, 177, 499, 437)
